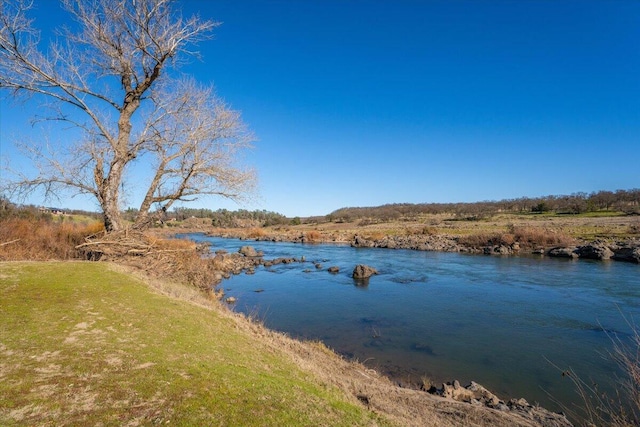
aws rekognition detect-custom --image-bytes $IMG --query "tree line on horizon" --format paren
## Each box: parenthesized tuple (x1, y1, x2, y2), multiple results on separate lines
(2, 189, 638, 228)
(326, 189, 640, 223)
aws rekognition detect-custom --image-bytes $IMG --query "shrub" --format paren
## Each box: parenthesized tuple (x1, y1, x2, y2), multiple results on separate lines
(246, 227, 267, 238)
(305, 230, 321, 242)
(512, 226, 574, 247)
(457, 233, 502, 248)
(456, 228, 575, 249)
(421, 226, 438, 236)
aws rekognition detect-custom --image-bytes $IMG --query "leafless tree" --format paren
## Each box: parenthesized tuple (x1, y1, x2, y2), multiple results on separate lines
(0, 0, 255, 232)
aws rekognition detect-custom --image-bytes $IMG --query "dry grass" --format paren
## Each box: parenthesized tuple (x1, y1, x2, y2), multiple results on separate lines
(613, 327, 640, 426)
(511, 226, 575, 248)
(0, 213, 234, 295)
(456, 226, 574, 249)
(247, 227, 268, 238)
(305, 230, 321, 242)
(0, 217, 104, 260)
(420, 226, 439, 236)
(361, 230, 389, 241)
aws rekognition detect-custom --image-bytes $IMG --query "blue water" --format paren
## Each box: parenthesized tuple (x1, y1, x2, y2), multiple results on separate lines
(180, 234, 639, 414)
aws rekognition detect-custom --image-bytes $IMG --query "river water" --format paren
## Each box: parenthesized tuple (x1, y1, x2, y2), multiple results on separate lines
(180, 233, 639, 415)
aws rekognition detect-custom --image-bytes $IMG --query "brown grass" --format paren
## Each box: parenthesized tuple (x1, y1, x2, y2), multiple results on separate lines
(246, 227, 268, 238)
(420, 226, 439, 236)
(511, 226, 575, 248)
(609, 325, 640, 426)
(0, 217, 104, 260)
(457, 226, 575, 249)
(305, 230, 321, 242)
(363, 231, 387, 241)
(0, 213, 221, 294)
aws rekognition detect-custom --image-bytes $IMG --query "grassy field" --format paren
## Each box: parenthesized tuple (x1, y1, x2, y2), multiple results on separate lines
(0, 262, 385, 426)
(206, 212, 639, 247)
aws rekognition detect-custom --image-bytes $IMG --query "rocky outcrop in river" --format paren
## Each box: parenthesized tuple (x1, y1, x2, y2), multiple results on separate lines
(350, 234, 640, 263)
(547, 240, 640, 263)
(352, 264, 378, 280)
(351, 234, 463, 252)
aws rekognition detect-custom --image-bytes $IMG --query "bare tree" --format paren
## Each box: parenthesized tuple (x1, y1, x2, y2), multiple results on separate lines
(0, 0, 255, 232)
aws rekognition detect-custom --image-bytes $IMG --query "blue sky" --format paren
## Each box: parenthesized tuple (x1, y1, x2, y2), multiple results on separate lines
(1, 0, 639, 217)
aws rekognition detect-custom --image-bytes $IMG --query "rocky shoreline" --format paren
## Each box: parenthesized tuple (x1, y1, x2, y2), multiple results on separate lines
(351, 234, 640, 263)
(429, 380, 572, 427)
(207, 229, 640, 264)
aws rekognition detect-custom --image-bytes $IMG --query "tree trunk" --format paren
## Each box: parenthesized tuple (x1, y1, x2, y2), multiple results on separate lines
(99, 103, 139, 233)
(101, 190, 124, 232)
(98, 158, 127, 233)
(133, 210, 151, 230)
(102, 206, 122, 232)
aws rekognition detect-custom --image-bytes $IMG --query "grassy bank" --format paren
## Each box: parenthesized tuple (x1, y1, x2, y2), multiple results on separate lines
(0, 262, 384, 426)
(1, 262, 573, 427)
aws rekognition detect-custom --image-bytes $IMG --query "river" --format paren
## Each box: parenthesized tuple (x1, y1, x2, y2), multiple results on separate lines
(180, 233, 639, 416)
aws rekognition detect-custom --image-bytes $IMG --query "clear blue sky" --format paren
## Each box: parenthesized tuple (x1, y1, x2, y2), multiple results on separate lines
(1, 0, 639, 217)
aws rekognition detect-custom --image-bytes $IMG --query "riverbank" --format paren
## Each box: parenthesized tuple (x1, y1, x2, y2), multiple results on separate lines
(1, 261, 572, 427)
(197, 213, 639, 263)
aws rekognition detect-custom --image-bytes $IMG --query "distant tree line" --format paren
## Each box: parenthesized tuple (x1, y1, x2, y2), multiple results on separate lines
(169, 208, 289, 227)
(328, 189, 640, 223)
(4, 188, 638, 228)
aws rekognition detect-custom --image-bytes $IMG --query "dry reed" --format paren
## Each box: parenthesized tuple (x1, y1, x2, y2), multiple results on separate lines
(0, 217, 104, 260)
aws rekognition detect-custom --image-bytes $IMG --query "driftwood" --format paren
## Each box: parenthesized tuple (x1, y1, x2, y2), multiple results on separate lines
(75, 229, 154, 259)
(76, 240, 150, 248)
(74, 228, 199, 263)
(0, 239, 21, 247)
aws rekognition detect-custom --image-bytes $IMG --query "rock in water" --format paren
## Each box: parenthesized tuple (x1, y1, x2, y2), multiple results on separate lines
(238, 246, 262, 257)
(352, 264, 379, 280)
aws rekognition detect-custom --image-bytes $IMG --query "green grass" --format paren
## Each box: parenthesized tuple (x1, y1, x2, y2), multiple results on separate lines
(0, 262, 384, 426)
